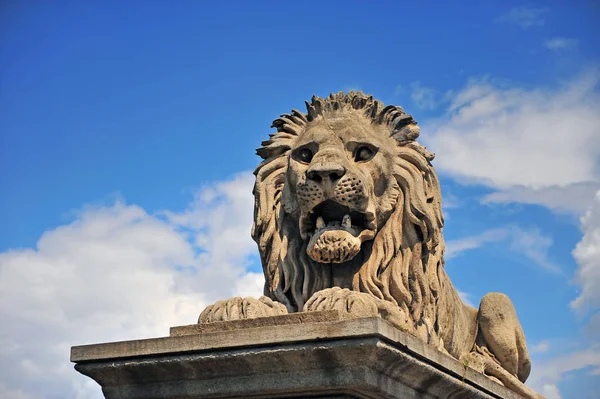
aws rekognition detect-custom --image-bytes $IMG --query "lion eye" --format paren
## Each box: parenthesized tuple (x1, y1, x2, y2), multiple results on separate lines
(299, 148, 313, 163)
(354, 146, 374, 162)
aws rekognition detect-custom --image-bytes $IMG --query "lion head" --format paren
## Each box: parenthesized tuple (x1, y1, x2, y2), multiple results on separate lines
(252, 92, 445, 333)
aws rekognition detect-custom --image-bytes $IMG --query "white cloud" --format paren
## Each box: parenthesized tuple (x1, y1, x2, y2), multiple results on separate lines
(343, 84, 362, 93)
(441, 191, 460, 219)
(442, 192, 460, 210)
(584, 312, 600, 340)
(483, 182, 600, 215)
(497, 6, 548, 29)
(544, 38, 578, 50)
(423, 68, 600, 212)
(445, 226, 558, 273)
(541, 384, 563, 399)
(0, 383, 39, 399)
(163, 173, 259, 300)
(509, 227, 560, 274)
(457, 290, 476, 308)
(528, 344, 600, 396)
(234, 272, 265, 298)
(422, 70, 600, 398)
(531, 340, 551, 354)
(445, 228, 507, 260)
(396, 81, 444, 110)
(410, 81, 438, 110)
(571, 191, 600, 314)
(525, 192, 600, 397)
(0, 173, 260, 399)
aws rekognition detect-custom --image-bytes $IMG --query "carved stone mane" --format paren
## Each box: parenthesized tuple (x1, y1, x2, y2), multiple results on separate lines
(200, 92, 543, 399)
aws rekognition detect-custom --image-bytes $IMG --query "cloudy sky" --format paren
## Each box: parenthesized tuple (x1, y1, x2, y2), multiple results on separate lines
(1, 2, 599, 398)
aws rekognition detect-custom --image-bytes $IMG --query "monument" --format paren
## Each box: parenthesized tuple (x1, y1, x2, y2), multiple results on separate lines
(72, 92, 544, 399)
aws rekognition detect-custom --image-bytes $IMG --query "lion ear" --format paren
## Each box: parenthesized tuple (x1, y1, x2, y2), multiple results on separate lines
(256, 144, 290, 160)
(391, 123, 420, 143)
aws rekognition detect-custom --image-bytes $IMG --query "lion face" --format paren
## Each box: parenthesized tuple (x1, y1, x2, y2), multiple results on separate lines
(282, 111, 400, 264)
(253, 92, 443, 314)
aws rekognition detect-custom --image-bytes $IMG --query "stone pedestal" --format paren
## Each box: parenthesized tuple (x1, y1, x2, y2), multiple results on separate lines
(71, 311, 524, 399)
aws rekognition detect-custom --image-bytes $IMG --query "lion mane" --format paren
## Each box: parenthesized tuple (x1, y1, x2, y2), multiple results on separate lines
(250, 91, 461, 344)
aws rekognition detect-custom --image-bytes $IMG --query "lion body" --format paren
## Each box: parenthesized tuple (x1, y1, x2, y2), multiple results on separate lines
(200, 92, 542, 399)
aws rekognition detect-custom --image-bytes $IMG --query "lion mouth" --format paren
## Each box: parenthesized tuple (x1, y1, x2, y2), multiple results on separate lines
(300, 199, 376, 241)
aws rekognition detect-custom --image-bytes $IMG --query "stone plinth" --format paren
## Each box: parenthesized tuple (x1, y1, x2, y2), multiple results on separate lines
(71, 311, 524, 399)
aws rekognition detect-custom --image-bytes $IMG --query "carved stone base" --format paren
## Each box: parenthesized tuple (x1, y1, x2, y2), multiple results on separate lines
(71, 311, 526, 399)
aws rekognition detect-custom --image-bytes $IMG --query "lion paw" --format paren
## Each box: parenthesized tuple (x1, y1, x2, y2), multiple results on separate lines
(198, 296, 287, 324)
(462, 351, 544, 399)
(303, 287, 410, 332)
(303, 287, 379, 316)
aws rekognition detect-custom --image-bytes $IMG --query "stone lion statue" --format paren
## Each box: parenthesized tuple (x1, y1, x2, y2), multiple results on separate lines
(199, 92, 542, 399)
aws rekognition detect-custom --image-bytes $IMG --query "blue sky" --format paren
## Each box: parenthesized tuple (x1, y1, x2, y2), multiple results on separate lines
(1, 2, 599, 398)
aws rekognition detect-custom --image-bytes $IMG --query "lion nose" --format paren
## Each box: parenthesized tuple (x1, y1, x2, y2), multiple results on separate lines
(306, 162, 346, 183)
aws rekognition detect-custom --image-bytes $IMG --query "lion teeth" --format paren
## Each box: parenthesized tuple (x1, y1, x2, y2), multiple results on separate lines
(342, 214, 351, 229)
(316, 216, 325, 229)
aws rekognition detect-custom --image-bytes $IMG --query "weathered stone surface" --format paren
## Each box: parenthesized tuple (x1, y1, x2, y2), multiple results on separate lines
(72, 315, 527, 399)
(197, 92, 543, 398)
(172, 309, 340, 336)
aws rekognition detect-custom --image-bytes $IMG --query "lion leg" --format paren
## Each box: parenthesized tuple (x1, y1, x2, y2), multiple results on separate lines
(198, 296, 287, 323)
(476, 292, 531, 383)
